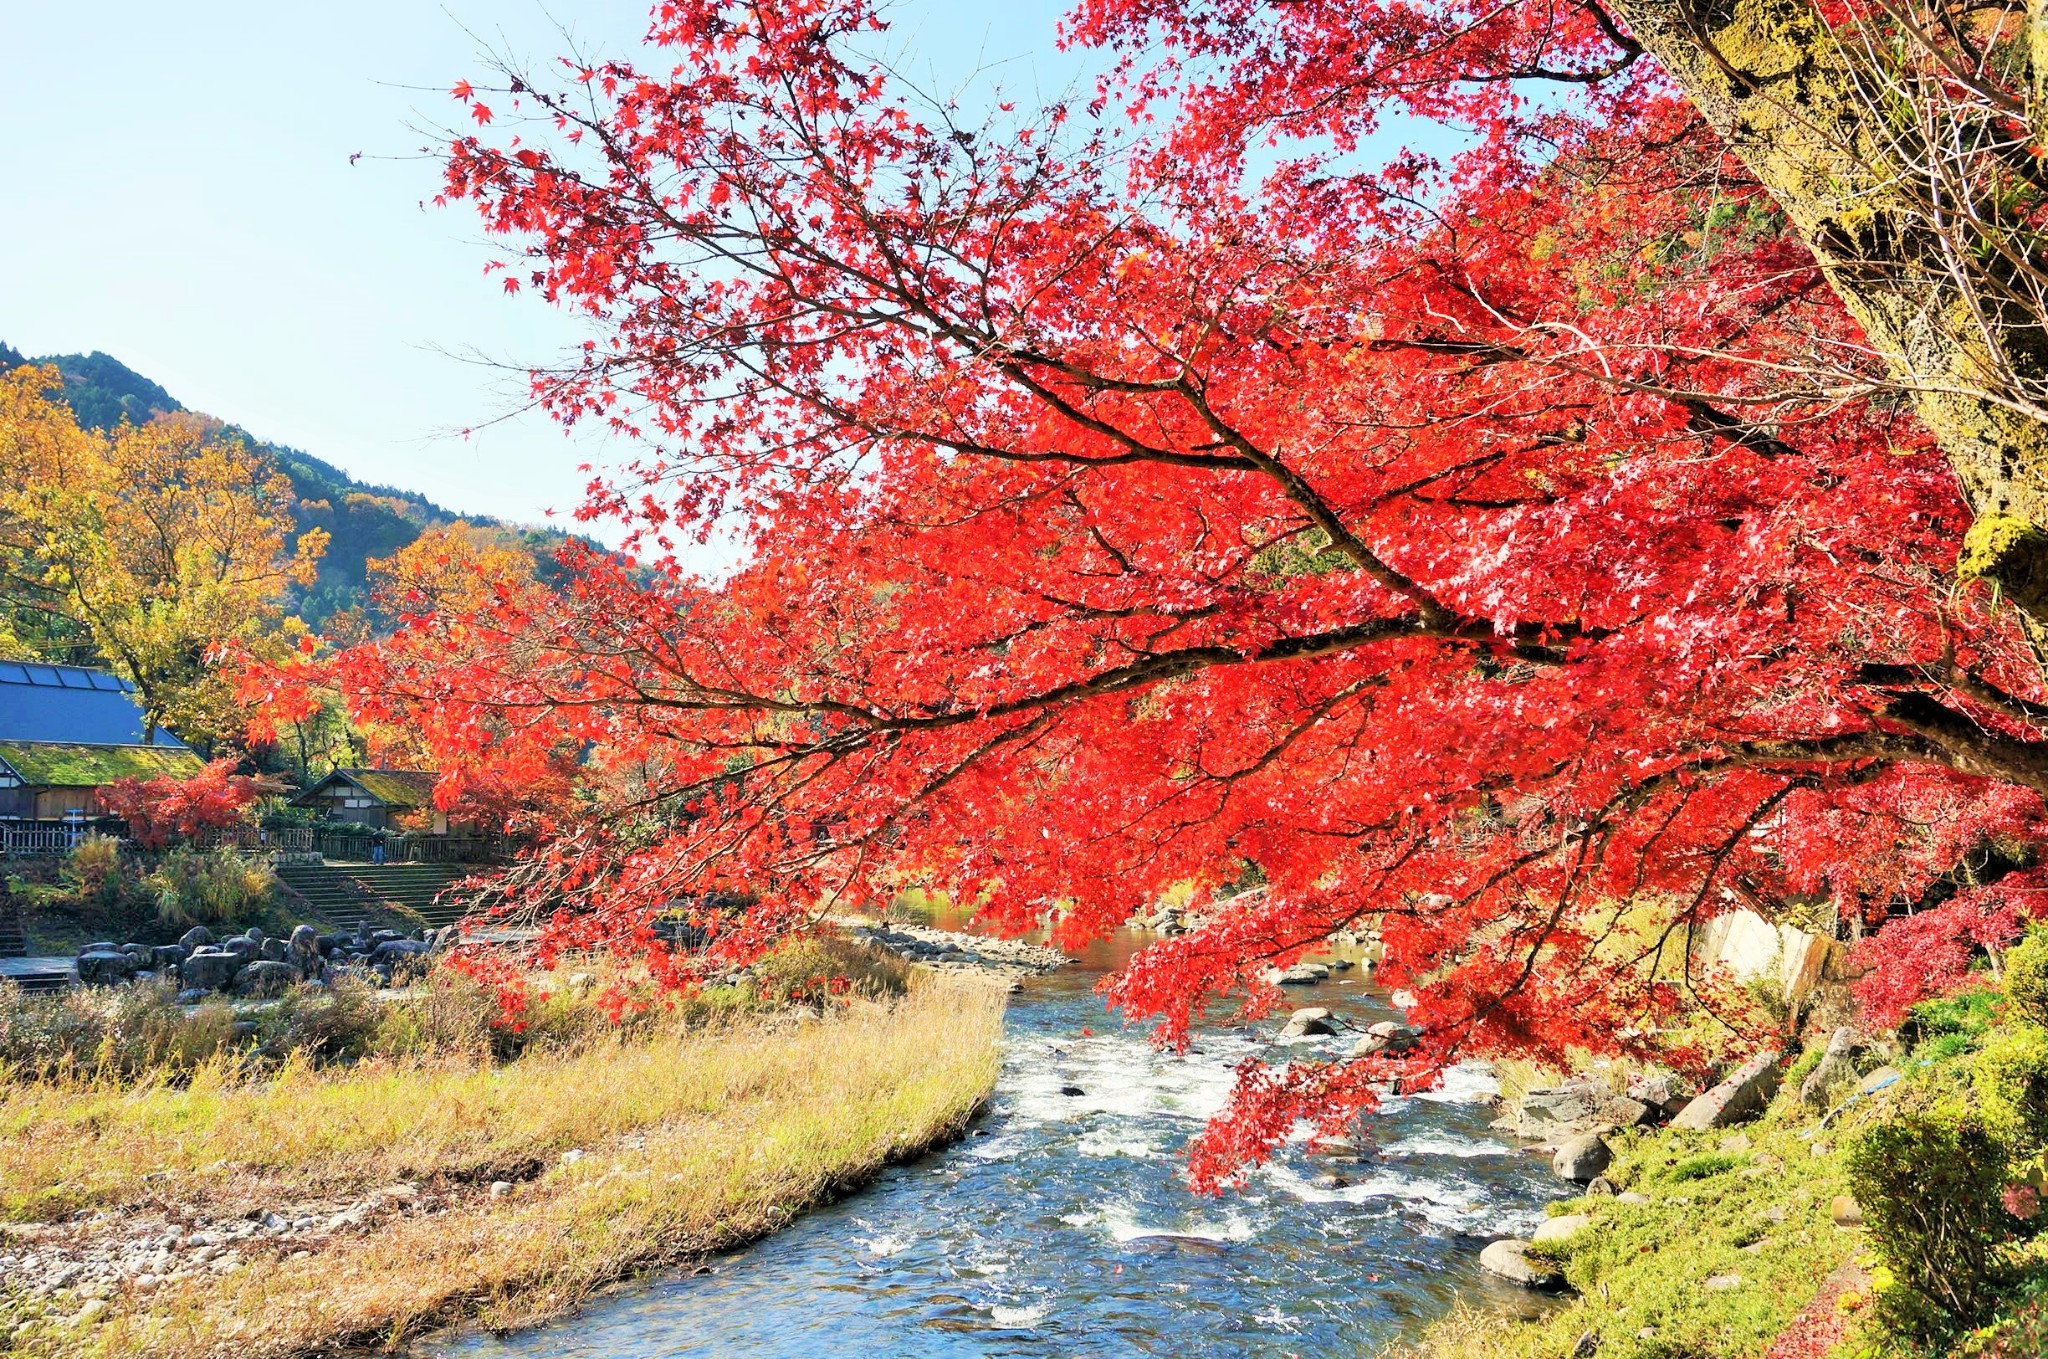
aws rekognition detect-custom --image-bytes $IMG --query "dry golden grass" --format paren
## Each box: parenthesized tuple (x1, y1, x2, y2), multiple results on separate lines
(4, 975, 1005, 1358)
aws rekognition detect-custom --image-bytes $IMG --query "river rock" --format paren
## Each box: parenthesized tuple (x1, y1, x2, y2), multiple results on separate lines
(259, 938, 291, 963)
(1617, 1191, 1651, 1204)
(1516, 1082, 1653, 1138)
(1552, 1132, 1613, 1182)
(181, 951, 239, 992)
(1532, 1213, 1592, 1245)
(1626, 1070, 1695, 1118)
(1353, 1021, 1420, 1057)
(1831, 1195, 1864, 1226)
(179, 925, 215, 950)
(1672, 1053, 1781, 1130)
(1478, 1239, 1566, 1290)
(75, 950, 138, 986)
(1273, 963, 1330, 986)
(1281, 1007, 1337, 1038)
(1859, 1066, 1902, 1095)
(151, 944, 188, 971)
(233, 960, 301, 998)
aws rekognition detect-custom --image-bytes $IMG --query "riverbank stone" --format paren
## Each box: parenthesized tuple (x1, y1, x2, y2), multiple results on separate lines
(1552, 1131, 1613, 1182)
(75, 951, 138, 986)
(1672, 1053, 1781, 1130)
(1515, 1081, 1655, 1138)
(1479, 1239, 1566, 1290)
(233, 961, 300, 998)
(1532, 1213, 1592, 1245)
(180, 951, 239, 992)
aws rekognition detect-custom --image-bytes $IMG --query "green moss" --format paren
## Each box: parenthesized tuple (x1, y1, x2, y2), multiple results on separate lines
(2006, 929, 2048, 1028)
(1464, 1119, 1856, 1359)
(1659, 1151, 1747, 1183)
(1958, 514, 2048, 614)
(0, 741, 204, 786)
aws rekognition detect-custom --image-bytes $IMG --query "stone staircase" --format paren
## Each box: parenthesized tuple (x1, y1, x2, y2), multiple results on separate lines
(274, 863, 479, 931)
(0, 895, 26, 958)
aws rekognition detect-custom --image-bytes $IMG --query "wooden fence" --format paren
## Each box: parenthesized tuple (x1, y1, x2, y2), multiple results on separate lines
(0, 820, 499, 864)
(0, 819, 123, 857)
(189, 826, 315, 854)
(307, 831, 498, 864)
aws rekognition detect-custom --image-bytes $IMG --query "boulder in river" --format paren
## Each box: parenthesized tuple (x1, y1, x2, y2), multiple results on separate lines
(1272, 963, 1330, 986)
(1478, 1239, 1566, 1290)
(1280, 1007, 1337, 1038)
(1353, 1021, 1420, 1057)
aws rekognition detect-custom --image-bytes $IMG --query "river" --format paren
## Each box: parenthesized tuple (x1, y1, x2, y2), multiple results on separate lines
(429, 926, 1563, 1358)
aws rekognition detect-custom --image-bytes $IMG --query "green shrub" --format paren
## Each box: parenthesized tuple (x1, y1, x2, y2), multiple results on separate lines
(1846, 1107, 2031, 1345)
(145, 848, 279, 929)
(60, 834, 131, 912)
(1907, 987, 2004, 1049)
(1977, 1027, 2048, 1154)
(0, 980, 240, 1080)
(1924, 1031, 1982, 1063)
(2006, 928, 2048, 1028)
(257, 798, 325, 830)
(254, 976, 384, 1063)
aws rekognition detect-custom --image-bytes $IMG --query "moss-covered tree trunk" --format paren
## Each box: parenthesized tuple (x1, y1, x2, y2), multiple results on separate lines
(1609, 0, 2048, 614)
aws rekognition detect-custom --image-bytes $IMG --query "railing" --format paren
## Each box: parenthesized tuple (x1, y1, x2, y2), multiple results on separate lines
(309, 830, 500, 864)
(0, 819, 123, 857)
(189, 826, 314, 854)
(0, 819, 501, 864)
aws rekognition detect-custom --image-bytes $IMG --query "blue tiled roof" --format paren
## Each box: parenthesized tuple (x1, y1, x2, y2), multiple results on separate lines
(0, 663, 190, 747)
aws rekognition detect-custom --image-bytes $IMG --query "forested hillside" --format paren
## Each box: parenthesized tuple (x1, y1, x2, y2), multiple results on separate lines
(0, 342, 567, 621)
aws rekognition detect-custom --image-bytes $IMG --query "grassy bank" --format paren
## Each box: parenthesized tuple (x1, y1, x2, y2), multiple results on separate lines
(1391, 943, 2048, 1359)
(1389, 1104, 1864, 1359)
(0, 972, 1005, 1358)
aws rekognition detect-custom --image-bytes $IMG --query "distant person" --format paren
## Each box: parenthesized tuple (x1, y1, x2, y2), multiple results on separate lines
(370, 838, 385, 865)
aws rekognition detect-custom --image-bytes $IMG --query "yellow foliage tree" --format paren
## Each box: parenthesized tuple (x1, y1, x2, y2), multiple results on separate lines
(368, 520, 536, 622)
(0, 365, 328, 752)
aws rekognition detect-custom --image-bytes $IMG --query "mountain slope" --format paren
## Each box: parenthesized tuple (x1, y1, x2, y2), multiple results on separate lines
(0, 346, 571, 621)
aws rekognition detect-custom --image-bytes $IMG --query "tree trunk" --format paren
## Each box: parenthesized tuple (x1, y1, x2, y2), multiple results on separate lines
(1608, 0, 2048, 615)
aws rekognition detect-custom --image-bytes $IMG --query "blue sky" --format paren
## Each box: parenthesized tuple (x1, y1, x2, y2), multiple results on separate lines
(2, 1, 1085, 529)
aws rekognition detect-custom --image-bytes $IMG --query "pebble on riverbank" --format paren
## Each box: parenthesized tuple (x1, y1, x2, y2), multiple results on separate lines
(845, 922, 1067, 981)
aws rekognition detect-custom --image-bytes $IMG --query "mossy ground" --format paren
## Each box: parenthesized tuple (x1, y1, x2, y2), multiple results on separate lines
(1393, 980, 2048, 1359)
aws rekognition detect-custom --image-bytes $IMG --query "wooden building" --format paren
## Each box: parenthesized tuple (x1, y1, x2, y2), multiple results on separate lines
(0, 663, 203, 819)
(291, 768, 446, 833)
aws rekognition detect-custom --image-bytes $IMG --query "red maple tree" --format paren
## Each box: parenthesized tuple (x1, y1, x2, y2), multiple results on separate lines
(99, 759, 259, 851)
(246, 0, 2048, 1185)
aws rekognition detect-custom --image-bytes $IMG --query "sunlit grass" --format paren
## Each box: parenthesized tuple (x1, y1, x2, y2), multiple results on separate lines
(2, 974, 1005, 1358)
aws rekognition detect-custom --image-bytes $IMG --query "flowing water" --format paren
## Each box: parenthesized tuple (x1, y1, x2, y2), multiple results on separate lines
(430, 928, 1563, 1358)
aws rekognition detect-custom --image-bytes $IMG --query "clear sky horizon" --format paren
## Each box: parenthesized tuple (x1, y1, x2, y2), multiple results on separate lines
(3, 1, 1086, 533)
